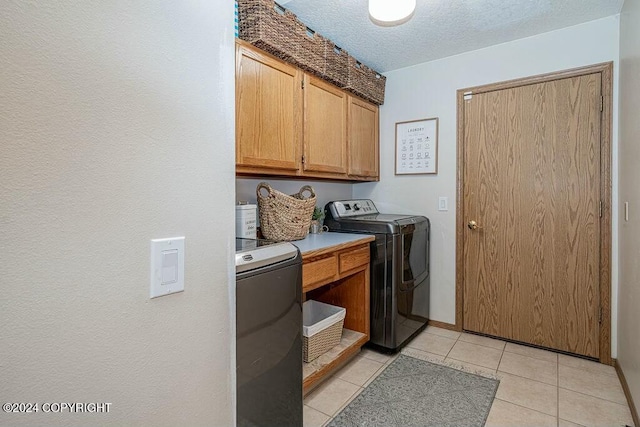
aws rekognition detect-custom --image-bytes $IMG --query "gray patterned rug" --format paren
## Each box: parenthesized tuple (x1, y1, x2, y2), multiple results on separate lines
(327, 354, 499, 427)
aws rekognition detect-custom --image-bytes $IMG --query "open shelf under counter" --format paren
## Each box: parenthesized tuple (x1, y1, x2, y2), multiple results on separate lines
(303, 329, 368, 395)
(295, 233, 373, 395)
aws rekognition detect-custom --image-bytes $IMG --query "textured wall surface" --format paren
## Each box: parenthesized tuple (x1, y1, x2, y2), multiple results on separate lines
(0, 1, 236, 426)
(353, 17, 620, 357)
(618, 0, 640, 412)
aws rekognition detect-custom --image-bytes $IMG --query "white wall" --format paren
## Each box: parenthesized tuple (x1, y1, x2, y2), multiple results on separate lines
(618, 0, 640, 411)
(236, 178, 353, 212)
(353, 16, 620, 356)
(0, 2, 236, 426)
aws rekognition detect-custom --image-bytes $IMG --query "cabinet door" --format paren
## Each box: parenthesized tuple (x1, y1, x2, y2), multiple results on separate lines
(236, 43, 302, 172)
(348, 97, 379, 179)
(302, 74, 348, 175)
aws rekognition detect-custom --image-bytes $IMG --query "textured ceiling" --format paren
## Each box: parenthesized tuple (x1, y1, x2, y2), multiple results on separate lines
(278, 0, 624, 72)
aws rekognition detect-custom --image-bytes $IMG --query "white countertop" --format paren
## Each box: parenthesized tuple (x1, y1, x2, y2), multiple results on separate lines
(292, 232, 374, 255)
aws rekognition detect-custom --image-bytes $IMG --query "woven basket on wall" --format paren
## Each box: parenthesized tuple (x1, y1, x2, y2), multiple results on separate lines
(257, 182, 316, 241)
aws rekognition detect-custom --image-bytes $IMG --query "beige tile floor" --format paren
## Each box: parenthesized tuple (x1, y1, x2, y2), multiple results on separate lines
(303, 326, 635, 427)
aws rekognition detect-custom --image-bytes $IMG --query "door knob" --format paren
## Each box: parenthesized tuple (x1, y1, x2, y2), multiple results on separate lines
(468, 220, 480, 230)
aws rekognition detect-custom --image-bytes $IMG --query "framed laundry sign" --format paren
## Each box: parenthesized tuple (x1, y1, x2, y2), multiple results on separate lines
(395, 117, 439, 175)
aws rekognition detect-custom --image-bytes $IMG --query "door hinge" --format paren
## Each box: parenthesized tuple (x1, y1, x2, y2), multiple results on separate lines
(599, 307, 603, 324)
(600, 96, 604, 112)
(301, 155, 305, 164)
(600, 201, 603, 218)
(302, 80, 305, 89)
(463, 91, 473, 101)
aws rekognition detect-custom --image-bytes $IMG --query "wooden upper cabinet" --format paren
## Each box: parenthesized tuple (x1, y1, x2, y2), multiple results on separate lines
(348, 97, 379, 180)
(235, 41, 379, 181)
(303, 74, 348, 176)
(236, 42, 302, 173)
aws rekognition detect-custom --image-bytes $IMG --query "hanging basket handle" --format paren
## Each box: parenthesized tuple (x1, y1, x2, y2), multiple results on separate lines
(257, 182, 273, 198)
(297, 185, 315, 200)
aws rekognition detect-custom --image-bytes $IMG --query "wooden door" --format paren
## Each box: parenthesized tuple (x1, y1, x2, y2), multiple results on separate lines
(462, 73, 603, 358)
(236, 42, 302, 173)
(348, 97, 379, 180)
(302, 74, 348, 175)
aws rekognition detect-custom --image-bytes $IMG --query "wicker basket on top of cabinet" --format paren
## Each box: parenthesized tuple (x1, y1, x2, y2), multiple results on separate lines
(342, 57, 386, 105)
(237, 0, 386, 105)
(237, 0, 326, 78)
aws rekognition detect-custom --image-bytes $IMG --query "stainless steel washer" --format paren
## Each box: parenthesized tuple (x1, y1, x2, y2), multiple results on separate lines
(325, 200, 430, 352)
(235, 238, 302, 427)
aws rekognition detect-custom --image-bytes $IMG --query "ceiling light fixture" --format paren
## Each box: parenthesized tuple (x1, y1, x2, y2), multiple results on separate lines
(368, 0, 416, 27)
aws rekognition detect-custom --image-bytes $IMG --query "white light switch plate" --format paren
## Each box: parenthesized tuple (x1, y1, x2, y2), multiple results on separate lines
(625, 201, 629, 221)
(150, 237, 185, 299)
(438, 197, 448, 211)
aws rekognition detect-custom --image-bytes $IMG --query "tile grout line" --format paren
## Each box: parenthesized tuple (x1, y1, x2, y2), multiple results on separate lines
(449, 329, 567, 363)
(559, 361, 619, 378)
(496, 343, 506, 374)
(494, 355, 562, 388)
(329, 386, 363, 421)
(305, 403, 334, 422)
(312, 405, 335, 419)
(306, 374, 360, 420)
(495, 370, 560, 388)
(337, 364, 385, 388)
(480, 332, 563, 421)
(443, 327, 461, 358)
(458, 337, 508, 352)
(444, 355, 499, 373)
(490, 343, 504, 419)
(405, 346, 449, 361)
(557, 385, 631, 407)
(493, 397, 558, 420)
(444, 341, 455, 359)
(503, 349, 560, 365)
(557, 354, 560, 427)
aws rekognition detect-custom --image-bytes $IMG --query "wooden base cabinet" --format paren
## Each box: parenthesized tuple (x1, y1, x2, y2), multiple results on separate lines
(301, 238, 372, 395)
(235, 40, 379, 181)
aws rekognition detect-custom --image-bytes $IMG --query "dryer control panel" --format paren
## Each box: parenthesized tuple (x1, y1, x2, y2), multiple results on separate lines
(327, 200, 378, 218)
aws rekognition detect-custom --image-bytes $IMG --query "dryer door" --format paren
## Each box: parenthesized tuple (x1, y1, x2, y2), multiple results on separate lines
(399, 220, 429, 292)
